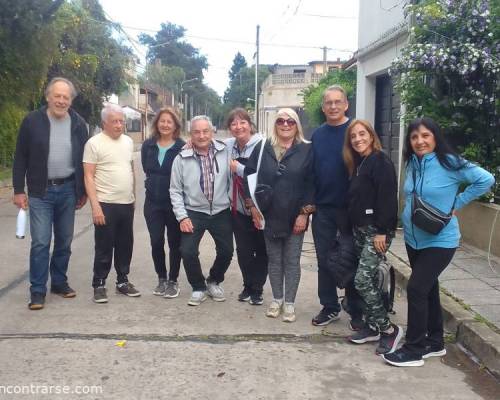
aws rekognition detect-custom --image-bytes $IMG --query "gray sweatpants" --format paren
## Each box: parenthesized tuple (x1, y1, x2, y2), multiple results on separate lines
(264, 233, 305, 303)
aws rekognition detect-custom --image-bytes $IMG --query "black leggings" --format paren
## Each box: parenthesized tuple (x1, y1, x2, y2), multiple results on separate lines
(404, 245, 456, 354)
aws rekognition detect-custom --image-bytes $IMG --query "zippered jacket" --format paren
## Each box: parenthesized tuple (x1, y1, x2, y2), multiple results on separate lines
(141, 137, 185, 204)
(244, 139, 314, 238)
(402, 153, 494, 249)
(12, 106, 88, 199)
(225, 133, 264, 215)
(170, 139, 231, 221)
(347, 150, 398, 234)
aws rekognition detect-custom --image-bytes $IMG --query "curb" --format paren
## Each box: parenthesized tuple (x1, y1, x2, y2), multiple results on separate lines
(387, 251, 500, 380)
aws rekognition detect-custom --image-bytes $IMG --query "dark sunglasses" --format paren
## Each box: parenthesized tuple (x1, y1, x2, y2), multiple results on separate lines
(276, 118, 297, 126)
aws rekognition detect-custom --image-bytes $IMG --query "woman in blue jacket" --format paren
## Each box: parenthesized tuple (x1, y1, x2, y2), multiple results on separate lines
(141, 107, 185, 298)
(383, 117, 494, 367)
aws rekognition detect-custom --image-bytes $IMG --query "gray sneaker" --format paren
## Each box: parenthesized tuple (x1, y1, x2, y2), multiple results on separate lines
(93, 287, 108, 303)
(164, 280, 180, 298)
(116, 282, 141, 297)
(153, 279, 167, 296)
(206, 281, 225, 302)
(188, 290, 207, 306)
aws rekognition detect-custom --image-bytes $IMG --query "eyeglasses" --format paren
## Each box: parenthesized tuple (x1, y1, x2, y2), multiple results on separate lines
(276, 118, 297, 126)
(323, 100, 345, 108)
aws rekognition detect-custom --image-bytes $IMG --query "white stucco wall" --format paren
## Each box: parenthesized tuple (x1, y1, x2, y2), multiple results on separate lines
(355, 34, 407, 121)
(358, 0, 406, 49)
(356, 0, 409, 181)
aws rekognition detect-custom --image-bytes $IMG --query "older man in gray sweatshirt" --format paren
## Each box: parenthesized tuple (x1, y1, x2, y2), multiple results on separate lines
(170, 115, 233, 306)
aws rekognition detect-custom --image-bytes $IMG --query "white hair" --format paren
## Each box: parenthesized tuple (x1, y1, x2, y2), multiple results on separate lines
(101, 104, 124, 123)
(45, 77, 77, 99)
(190, 115, 214, 132)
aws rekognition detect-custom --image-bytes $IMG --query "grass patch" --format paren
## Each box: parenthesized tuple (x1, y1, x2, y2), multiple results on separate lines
(0, 167, 11, 182)
(440, 287, 500, 333)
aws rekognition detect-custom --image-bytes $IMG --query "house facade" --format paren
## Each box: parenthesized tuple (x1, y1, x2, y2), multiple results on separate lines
(258, 60, 344, 138)
(355, 0, 409, 175)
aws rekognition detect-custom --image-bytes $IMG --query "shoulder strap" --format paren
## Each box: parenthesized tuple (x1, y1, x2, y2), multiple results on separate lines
(256, 138, 265, 173)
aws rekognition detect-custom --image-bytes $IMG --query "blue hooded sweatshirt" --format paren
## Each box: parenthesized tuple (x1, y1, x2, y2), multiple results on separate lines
(402, 152, 495, 249)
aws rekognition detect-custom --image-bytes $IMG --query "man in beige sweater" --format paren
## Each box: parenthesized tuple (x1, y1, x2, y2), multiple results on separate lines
(83, 104, 140, 303)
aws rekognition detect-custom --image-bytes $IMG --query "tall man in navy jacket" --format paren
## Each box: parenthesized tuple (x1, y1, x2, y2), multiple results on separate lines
(311, 85, 363, 328)
(12, 77, 88, 310)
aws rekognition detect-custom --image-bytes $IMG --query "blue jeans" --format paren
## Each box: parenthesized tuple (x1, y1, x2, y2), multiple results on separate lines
(29, 181, 77, 294)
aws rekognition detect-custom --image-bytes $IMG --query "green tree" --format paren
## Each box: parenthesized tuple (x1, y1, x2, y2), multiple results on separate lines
(302, 69, 356, 126)
(47, 0, 132, 127)
(224, 64, 272, 109)
(0, 0, 64, 167)
(139, 22, 208, 83)
(228, 52, 248, 81)
(140, 62, 185, 106)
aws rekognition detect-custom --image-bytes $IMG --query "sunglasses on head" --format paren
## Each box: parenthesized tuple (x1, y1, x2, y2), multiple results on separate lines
(276, 118, 297, 126)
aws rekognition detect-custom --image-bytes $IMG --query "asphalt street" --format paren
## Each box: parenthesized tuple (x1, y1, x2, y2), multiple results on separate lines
(0, 153, 498, 399)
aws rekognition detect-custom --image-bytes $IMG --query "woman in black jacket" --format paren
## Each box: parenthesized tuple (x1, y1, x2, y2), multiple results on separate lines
(343, 119, 402, 354)
(141, 107, 185, 298)
(245, 108, 314, 323)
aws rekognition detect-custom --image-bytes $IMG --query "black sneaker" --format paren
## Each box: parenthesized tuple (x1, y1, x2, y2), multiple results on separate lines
(116, 282, 141, 297)
(28, 292, 45, 310)
(422, 345, 446, 359)
(311, 308, 340, 326)
(382, 348, 424, 367)
(249, 294, 264, 305)
(376, 324, 403, 355)
(349, 325, 380, 344)
(349, 318, 365, 331)
(238, 287, 251, 302)
(93, 287, 108, 303)
(50, 283, 76, 298)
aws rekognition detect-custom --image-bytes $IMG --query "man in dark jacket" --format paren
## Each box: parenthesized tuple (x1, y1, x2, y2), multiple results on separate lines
(311, 85, 364, 328)
(12, 77, 89, 310)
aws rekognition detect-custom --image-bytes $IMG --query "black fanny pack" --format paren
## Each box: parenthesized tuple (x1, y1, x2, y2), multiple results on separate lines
(411, 167, 455, 235)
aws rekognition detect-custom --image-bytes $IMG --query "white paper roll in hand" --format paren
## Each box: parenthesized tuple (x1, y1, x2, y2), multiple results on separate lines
(16, 208, 27, 239)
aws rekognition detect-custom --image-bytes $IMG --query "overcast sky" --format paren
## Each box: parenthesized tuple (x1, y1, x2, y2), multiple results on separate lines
(99, 0, 359, 96)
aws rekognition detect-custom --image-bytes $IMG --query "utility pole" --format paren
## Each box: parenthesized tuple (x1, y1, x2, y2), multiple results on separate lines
(323, 46, 328, 75)
(184, 92, 188, 133)
(255, 24, 260, 131)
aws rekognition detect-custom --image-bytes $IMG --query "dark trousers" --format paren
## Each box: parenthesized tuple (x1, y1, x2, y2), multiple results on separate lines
(404, 245, 456, 354)
(92, 203, 134, 288)
(312, 206, 363, 317)
(144, 198, 182, 281)
(232, 211, 268, 295)
(180, 209, 234, 291)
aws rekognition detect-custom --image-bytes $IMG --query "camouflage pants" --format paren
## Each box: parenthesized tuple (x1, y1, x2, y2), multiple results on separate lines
(353, 225, 393, 331)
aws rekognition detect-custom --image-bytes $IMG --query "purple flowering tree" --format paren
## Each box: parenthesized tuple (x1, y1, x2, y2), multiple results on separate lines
(391, 0, 499, 201)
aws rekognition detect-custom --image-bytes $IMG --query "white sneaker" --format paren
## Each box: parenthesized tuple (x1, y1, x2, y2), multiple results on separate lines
(206, 281, 225, 302)
(188, 290, 207, 306)
(266, 300, 283, 318)
(282, 303, 296, 323)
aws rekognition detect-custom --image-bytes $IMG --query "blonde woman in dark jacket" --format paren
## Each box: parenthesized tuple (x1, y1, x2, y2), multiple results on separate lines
(245, 108, 314, 322)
